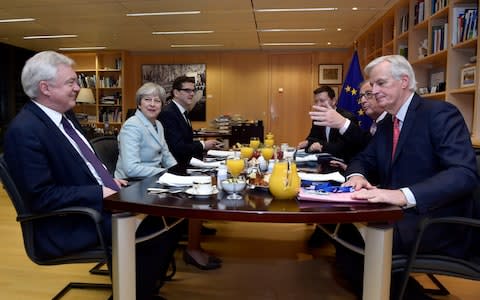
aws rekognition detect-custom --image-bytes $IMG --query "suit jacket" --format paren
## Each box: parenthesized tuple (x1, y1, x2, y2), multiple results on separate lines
(305, 107, 359, 162)
(346, 94, 478, 256)
(159, 101, 203, 171)
(4, 101, 110, 259)
(115, 109, 177, 179)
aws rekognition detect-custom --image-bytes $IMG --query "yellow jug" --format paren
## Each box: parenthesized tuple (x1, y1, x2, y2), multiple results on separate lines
(268, 160, 301, 200)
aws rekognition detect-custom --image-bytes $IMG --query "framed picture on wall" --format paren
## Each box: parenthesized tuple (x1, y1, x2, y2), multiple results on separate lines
(319, 64, 343, 84)
(141, 64, 206, 121)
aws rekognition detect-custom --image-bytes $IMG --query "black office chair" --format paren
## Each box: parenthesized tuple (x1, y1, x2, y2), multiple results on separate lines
(0, 154, 111, 299)
(90, 135, 119, 175)
(89, 135, 178, 281)
(392, 153, 480, 300)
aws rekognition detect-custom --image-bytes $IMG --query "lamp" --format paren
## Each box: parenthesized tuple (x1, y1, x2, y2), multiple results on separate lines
(76, 88, 95, 103)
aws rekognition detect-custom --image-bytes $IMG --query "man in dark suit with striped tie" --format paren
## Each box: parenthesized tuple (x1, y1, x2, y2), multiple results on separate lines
(4, 51, 181, 300)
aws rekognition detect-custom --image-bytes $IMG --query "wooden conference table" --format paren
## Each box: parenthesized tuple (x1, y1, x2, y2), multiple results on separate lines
(104, 175, 403, 300)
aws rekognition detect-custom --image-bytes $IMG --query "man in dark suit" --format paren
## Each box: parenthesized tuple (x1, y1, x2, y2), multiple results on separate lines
(158, 75, 222, 270)
(337, 55, 478, 299)
(159, 75, 221, 171)
(4, 51, 180, 300)
(297, 85, 359, 163)
(309, 80, 386, 171)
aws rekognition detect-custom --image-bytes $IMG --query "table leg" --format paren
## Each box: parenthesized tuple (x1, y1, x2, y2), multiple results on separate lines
(363, 225, 393, 300)
(112, 213, 137, 300)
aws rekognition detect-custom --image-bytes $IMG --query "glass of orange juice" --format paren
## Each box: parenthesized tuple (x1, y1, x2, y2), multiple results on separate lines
(261, 147, 274, 161)
(264, 138, 274, 147)
(240, 146, 254, 159)
(226, 158, 245, 178)
(249, 137, 260, 149)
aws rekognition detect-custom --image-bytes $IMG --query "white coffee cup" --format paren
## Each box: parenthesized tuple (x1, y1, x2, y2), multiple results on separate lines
(192, 177, 213, 195)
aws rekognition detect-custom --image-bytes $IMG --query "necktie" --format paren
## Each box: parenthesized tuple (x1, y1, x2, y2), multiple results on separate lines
(392, 117, 400, 159)
(370, 122, 377, 135)
(183, 111, 192, 127)
(61, 117, 119, 191)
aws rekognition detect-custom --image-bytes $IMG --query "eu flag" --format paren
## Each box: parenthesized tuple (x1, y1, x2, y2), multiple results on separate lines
(337, 51, 372, 130)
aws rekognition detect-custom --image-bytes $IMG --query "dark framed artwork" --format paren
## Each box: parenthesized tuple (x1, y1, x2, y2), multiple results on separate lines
(318, 64, 343, 85)
(141, 64, 206, 121)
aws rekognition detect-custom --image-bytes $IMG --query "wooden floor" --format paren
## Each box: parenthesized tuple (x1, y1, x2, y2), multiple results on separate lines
(1, 187, 479, 299)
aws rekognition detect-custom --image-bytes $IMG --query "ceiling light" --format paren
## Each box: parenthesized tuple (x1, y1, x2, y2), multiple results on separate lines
(170, 44, 224, 48)
(127, 11, 200, 17)
(0, 18, 35, 23)
(258, 28, 325, 32)
(59, 46, 107, 51)
(352, 7, 359, 10)
(255, 8, 337, 12)
(152, 30, 213, 35)
(327, 42, 332, 45)
(261, 42, 316, 46)
(24, 34, 78, 39)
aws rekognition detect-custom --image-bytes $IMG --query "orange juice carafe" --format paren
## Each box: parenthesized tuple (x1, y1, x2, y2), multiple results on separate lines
(268, 160, 301, 200)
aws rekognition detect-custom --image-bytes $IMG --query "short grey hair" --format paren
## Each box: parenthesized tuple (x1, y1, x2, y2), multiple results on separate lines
(364, 55, 417, 91)
(135, 82, 167, 106)
(21, 51, 75, 99)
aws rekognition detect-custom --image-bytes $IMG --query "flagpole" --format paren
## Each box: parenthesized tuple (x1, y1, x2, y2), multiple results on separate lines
(353, 40, 358, 51)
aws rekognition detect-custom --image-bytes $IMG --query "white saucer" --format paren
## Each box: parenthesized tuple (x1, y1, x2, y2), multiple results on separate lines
(185, 187, 219, 196)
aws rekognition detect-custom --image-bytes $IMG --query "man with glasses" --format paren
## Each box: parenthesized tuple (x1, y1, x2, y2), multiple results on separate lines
(159, 75, 223, 271)
(297, 85, 359, 163)
(159, 75, 221, 171)
(305, 82, 384, 248)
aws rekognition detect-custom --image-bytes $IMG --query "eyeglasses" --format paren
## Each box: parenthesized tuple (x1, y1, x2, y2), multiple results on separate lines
(357, 92, 375, 100)
(142, 97, 162, 104)
(178, 88, 196, 94)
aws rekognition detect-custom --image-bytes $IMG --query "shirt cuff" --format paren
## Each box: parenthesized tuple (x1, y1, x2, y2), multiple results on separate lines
(400, 187, 416, 208)
(200, 140, 205, 149)
(339, 119, 351, 135)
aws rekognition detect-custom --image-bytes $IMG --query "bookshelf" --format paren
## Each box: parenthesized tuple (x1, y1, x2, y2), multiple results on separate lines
(63, 51, 126, 130)
(356, 0, 480, 146)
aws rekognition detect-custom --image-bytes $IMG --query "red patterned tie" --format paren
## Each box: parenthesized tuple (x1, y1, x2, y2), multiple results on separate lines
(392, 117, 400, 159)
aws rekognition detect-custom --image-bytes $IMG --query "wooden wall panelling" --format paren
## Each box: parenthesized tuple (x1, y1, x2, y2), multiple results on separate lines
(269, 53, 314, 146)
(219, 52, 269, 123)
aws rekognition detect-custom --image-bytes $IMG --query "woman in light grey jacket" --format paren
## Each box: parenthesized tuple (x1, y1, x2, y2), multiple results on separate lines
(115, 82, 177, 178)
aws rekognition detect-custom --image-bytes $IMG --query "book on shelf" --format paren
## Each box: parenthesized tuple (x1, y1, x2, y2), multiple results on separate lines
(414, 0, 425, 25)
(431, 23, 448, 53)
(432, 0, 448, 14)
(452, 5, 478, 45)
(400, 14, 409, 33)
(78, 73, 96, 88)
(399, 46, 409, 58)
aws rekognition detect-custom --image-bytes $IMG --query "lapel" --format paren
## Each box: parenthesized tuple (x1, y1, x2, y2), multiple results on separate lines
(25, 102, 95, 178)
(392, 94, 420, 163)
(135, 110, 162, 145)
(171, 103, 192, 134)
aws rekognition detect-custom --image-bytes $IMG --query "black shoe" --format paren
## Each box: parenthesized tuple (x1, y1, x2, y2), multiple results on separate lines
(200, 225, 217, 236)
(183, 250, 221, 270)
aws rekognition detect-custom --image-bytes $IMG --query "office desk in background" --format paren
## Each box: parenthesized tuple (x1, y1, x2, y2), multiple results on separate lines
(104, 176, 403, 300)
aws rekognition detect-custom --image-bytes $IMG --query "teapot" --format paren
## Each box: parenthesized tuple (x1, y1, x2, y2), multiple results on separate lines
(268, 159, 301, 200)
